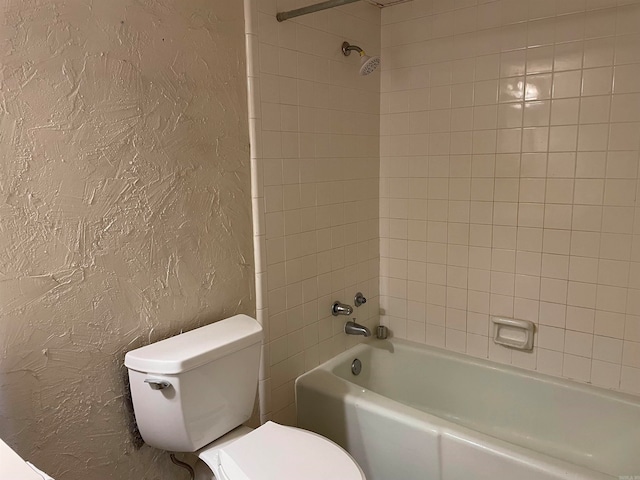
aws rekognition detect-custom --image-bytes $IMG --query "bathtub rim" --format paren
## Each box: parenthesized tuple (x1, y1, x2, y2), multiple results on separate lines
(306, 337, 640, 408)
(295, 338, 634, 480)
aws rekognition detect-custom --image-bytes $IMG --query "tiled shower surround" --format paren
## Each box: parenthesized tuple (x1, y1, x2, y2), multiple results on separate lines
(379, 0, 640, 394)
(246, 0, 640, 423)
(245, 0, 381, 423)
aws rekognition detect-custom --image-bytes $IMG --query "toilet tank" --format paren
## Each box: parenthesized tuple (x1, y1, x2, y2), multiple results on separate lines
(124, 314, 262, 452)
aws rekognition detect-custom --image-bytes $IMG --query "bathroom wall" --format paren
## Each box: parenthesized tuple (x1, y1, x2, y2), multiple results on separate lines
(380, 0, 640, 395)
(0, 1, 253, 479)
(244, 0, 381, 424)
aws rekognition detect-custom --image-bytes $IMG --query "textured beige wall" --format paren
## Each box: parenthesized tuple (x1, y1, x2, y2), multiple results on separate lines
(0, 1, 253, 479)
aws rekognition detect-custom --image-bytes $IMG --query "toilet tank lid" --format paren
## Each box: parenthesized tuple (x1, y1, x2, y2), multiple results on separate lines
(124, 315, 262, 374)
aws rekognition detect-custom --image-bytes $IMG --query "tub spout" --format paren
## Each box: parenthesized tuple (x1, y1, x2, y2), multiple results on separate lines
(345, 320, 371, 337)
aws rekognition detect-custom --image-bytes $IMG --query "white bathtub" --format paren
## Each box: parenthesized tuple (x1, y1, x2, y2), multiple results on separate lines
(296, 339, 640, 480)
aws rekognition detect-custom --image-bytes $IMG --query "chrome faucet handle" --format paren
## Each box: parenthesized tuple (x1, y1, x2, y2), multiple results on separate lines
(354, 292, 367, 307)
(332, 301, 353, 316)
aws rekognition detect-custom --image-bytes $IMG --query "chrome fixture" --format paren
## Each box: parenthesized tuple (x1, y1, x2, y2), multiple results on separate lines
(354, 292, 367, 307)
(332, 301, 353, 316)
(144, 378, 171, 390)
(342, 41, 381, 76)
(276, 0, 413, 23)
(376, 325, 389, 339)
(277, 0, 359, 22)
(345, 320, 371, 337)
(351, 358, 362, 375)
(341, 41, 364, 56)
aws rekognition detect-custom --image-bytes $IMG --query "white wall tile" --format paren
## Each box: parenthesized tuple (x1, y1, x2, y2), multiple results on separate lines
(249, 0, 381, 422)
(380, 0, 640, 396)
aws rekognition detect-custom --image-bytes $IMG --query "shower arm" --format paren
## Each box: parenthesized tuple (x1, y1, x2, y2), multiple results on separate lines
(277, 0, 360, 22)
(342, 42, 364, 56)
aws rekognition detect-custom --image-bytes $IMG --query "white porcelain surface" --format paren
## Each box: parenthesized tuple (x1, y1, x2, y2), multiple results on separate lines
(0, 438, 45, 480)
(197, 422, 365, 480)
(125, 314, 365, 480)
(126, 315, 262, 452)
(125, 315, 262, 374)
(297, 338, 640, 480)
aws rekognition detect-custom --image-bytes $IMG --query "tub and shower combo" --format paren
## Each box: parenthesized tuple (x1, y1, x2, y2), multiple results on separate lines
(296, 339, 640, 480)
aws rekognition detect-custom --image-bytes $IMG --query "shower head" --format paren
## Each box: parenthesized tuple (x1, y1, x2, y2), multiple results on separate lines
(359, 55, 381, 76)
(342, 41, 381, 76)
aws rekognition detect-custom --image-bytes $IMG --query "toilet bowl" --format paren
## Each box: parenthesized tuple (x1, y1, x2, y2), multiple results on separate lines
(193, 422, 365, 480)
(124, 315, 365, 480)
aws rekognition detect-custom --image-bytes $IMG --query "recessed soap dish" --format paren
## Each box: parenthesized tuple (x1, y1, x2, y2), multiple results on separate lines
(492, 317, 535, 351)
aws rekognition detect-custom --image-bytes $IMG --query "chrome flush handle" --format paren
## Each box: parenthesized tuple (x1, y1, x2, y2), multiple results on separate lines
(144, 378, 171, 390)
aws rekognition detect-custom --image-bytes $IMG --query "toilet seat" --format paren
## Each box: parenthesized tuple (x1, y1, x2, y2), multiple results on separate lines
(197, 421, 365, 480)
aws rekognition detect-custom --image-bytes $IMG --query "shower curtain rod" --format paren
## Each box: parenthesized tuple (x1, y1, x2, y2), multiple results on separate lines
(276, 0, 360, 22)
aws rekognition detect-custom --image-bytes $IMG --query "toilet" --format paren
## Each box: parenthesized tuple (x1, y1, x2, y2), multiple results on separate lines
(124, 314, 365, 480)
